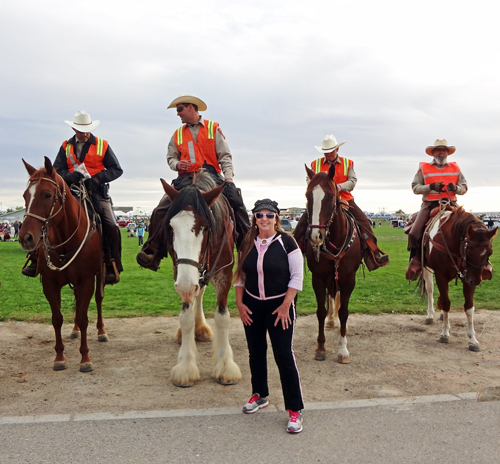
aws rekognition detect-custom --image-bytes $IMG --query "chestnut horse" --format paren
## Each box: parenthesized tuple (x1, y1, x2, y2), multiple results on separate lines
(421, 206, 497, 351)
(160, 171, 242, 387)
(19, 157, 108, 372)
(295, 165, 362, 363)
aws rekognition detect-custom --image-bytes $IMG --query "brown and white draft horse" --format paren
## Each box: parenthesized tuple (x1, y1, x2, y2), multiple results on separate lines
(19, 157, 109, 372)
(160, 171, 242, 387)
(295, 165, 362, 363)
(421, 206, 497, 351)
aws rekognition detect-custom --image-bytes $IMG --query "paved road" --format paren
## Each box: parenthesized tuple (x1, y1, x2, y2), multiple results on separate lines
(1, 394, 499, 464)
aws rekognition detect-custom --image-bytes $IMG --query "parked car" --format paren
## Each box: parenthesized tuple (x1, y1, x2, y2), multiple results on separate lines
(127, 222, 137, 231)
(117, 219, 131, 227)
(280, 218, 292, 232)
(290, 219, 298, 230)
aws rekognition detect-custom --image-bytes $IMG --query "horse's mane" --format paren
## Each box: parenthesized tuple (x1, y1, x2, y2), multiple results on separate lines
(165, 170, 224, 235)
(307, 172, 338, 194)
(449, 207, 485, 239)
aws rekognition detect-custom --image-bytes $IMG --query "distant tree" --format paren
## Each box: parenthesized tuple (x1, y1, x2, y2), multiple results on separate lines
(6, 208, 13, 213)
(395, 209, 405, 215)
(15, 206, 23, 211)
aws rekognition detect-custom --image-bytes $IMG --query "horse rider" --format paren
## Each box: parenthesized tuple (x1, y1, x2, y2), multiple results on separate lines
(405, 139, 467, 281)
(137, 94, 251, 271)
(22, 110, 124, 283)
(294, 135, 389, 271)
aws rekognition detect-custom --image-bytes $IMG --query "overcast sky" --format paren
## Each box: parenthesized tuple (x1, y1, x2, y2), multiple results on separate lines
(1, 0, 499, 215)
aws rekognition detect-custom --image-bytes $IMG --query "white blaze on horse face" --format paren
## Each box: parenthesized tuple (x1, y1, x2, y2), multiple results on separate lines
(26, 183, 37, 214)
(171, 211, 204, 302)
(310, 185, 325, 245)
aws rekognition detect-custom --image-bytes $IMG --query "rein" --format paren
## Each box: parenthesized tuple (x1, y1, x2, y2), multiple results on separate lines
(26, 176, 95, 272)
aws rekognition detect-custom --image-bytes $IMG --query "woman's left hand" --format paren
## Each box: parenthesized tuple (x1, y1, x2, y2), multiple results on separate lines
(272, 301, 292, 330)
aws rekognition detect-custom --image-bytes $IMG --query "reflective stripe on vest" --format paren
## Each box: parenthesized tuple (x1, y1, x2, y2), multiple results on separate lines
(313, 157, 350, 175)
(206, 120, 215, 139)
(176, 127, 183, 145)
(420, 162, 460, 201)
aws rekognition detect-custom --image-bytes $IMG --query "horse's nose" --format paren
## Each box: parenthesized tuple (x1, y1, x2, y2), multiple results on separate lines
(20, 233, 33, 249)
(309, 228, 323, 245)
(174, 282, 200, 302)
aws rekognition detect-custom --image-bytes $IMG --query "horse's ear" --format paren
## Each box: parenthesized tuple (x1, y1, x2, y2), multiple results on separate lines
(305, 164, 315, 180)
(488, 227, 498, 240)
(160, 179, 179, 201)
(44, 156, 53, 175)
(22, 159, 37, 176)
(327, 164, 336, 181)
(202, 183, 225, 207)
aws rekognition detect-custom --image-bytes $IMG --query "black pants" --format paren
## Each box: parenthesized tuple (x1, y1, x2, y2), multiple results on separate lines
(242, 292, 304, 412)
(98, 198, 123, 273)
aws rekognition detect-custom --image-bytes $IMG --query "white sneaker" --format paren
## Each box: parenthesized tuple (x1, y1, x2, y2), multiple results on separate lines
(242, 394, 269, 414)
(287, 410, 303, 433)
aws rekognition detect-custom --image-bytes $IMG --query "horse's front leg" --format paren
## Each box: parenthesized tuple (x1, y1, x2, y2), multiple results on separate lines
(43, 284, 66, 370)
(463, 284, 480, 352)
(435, 275, 451, 344)
(95, 273, 109, 342)
(74, 279, 95, 372)
(211, 273, 242, 385)
(312, 274, 327, 361)
(171, 301, 200, 387)
(175, 287, 213, 343)
(422, 268, 435, 325)
(337, 284, 354, 364)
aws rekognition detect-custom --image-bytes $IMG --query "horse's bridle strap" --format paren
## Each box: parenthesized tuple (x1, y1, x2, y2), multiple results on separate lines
(176, 258, 204, 271)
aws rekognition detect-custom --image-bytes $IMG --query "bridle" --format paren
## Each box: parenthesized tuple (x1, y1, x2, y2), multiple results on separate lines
(24, 176, 94, 271)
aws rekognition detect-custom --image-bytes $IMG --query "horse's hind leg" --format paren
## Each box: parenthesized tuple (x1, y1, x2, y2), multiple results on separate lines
(96, 274, 109, 342)
(435, 275, 451, 344)
(325, 294, 339, 330)
(211, 274, 242, 385)
(463, 284, 480, 351)
(171, 302, 200, 387)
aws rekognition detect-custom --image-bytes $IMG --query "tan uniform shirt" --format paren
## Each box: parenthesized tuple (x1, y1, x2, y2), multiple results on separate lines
(167, 117, 234, 179)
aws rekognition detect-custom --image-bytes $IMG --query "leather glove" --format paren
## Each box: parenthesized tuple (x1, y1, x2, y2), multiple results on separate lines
(447, 183, 457, 192)
(429, 182, 445, 192)
(68, 171, 84, 184)
(84, 176, 100, 193)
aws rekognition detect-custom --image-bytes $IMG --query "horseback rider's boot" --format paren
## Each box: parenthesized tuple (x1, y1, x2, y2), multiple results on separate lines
(105, 260, 121, 284)
(360, 232, 389, 271)
(405, 247, 422, 281)
(482, 261, 493, 281)
(223, 182, 250, 250)
(22, 252, 39, 278)
(293, 212, 309, 253)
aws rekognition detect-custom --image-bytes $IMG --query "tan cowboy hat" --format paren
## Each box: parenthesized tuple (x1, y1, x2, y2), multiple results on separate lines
(167, 94, 207, 112)
(425, 139, 456, 156)
(314, 134, 346, 154)
(64, 110, 100, 133)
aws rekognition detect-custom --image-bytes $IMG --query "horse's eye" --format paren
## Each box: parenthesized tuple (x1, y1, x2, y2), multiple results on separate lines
(44, 192, 52, 199)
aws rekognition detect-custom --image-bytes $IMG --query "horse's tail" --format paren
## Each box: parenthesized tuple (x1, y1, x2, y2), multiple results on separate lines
(416, 273, 427, 301)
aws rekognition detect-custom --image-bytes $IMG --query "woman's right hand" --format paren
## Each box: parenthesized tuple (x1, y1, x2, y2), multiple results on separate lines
(237, 302, 253, 326)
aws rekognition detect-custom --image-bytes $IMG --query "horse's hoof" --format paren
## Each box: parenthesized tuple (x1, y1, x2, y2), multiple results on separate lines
(195, 335, 212, 342)
(217, 379, 237, 386)
(438, 336, 449, 344)
(315, 352, 326, 361)
(98, 334, 109, 342)
(325, 322, 335, 331)
(173, 382, 194, 388)
(468, 344, 480, 352)
(425, 318, 434, 325)
(338, 355, 350, 364)
(53, 361, 67, 371)
(69, 331, 80, 339)
(79, 362, 93, 372)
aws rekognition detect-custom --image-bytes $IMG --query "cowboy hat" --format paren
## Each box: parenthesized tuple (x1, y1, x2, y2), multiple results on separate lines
(314, 135, 346, 154)
(64, 110, 100, 133)
(167, 94, 207, 112)
(425, 139, 456, 156)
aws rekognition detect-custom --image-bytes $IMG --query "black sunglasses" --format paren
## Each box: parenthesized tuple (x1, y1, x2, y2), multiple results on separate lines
(176, 104, 190, 113)
(255, 212, 276, 219)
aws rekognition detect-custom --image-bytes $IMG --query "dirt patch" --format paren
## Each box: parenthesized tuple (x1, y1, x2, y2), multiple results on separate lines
(1, 310, 500, 417)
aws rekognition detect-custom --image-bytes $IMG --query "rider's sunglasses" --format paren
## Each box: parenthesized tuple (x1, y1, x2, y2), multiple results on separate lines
(255, 212, 276, 219)
(176, 104, 190, 113)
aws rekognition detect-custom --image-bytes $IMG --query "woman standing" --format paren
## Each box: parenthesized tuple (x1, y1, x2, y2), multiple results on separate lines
(234, 199, 304, 434)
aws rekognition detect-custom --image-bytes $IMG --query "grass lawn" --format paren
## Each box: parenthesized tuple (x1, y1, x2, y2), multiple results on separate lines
(0, 222, 498, 323)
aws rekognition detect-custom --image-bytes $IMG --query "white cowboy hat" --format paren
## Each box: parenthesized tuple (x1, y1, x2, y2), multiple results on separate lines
(314, 135, 346, 154)
(64, 110, 100, 133)
(425, 139, 456, 156)
(167, 94, 207, 112)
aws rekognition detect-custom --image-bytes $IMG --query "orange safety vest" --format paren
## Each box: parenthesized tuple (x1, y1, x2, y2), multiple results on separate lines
(311, 156, 354, 201)
(174, 120, 221, 174)
(63, 137, 107, 176)
(420, 162, 460, 201)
